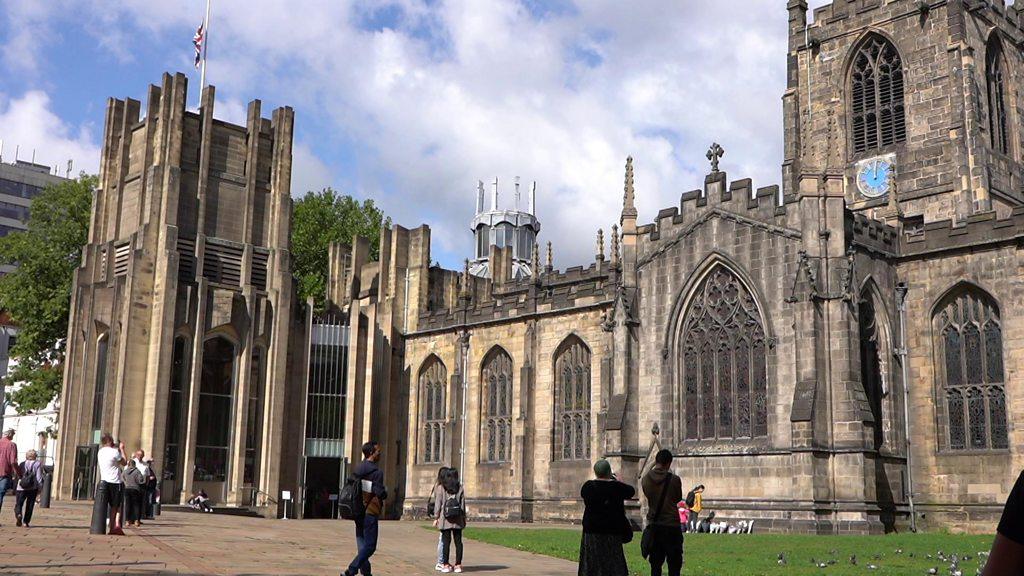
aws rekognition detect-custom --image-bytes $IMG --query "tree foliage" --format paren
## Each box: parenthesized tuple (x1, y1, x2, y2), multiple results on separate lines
(292, 188, 386, 309)
(0, 175, 94, 414)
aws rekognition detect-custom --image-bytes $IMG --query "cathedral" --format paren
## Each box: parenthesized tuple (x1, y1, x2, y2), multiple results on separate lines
(56, 0, 1024, 534)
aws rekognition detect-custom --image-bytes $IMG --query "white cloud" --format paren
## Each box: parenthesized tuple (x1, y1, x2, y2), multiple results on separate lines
(0, 90, 100, 176)
(2, 0, 840, 267)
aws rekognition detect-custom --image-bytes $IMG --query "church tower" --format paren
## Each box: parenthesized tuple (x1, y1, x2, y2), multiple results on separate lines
(784, 0, 1024, 225)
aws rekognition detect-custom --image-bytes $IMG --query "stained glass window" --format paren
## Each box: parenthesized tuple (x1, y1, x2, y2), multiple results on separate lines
(481, 348, 513, 463)
(680, 265, 769, 440)
(850, 35, 906, 153)
(987, 37, 1009, 154)
(419, 356, 447, 464)
(935, 288, 1007, 451)
(554, 336, 591, 461)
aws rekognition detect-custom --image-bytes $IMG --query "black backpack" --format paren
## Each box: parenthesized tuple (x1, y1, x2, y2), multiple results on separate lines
(442, 491, 464, 521)
(338, 476, 365, 520)
(18, 471, 37, 491)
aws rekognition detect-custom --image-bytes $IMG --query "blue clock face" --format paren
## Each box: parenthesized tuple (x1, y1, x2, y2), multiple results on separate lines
(857, 158, 892, 198)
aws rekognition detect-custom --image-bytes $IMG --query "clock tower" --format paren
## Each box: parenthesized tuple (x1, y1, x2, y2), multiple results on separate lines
(783, 0, 1024, 225)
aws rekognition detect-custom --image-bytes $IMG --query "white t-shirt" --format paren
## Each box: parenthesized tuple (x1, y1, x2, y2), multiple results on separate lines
(98, 446, 123, 484)
(134, 458, 150, 480)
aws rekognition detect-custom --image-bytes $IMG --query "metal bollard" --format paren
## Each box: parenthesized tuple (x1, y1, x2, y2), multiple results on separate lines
(39, 471, 52, 508)
(89, 483, 109, 535)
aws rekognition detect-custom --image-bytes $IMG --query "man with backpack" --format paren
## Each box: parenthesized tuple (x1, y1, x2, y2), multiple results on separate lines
(342, 441, 387, 576)
(641, 449, 684, 576)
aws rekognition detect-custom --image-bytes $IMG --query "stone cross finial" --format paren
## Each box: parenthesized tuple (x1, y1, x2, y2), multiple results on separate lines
(546, 240, 553, 272)
(596, 228, 605, 260)
(706, 142, 725, 173)
(611, 224, 620, 266)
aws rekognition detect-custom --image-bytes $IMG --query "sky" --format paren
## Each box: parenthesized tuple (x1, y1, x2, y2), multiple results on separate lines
(0, 0, 834, 270)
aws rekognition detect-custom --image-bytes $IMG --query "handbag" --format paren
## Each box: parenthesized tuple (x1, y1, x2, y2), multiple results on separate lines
(640, 473, 673, 559)
(621, 513, 634, 544)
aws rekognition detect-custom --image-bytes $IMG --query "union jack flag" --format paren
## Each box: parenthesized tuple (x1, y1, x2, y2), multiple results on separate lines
(193, 22, 205, 69)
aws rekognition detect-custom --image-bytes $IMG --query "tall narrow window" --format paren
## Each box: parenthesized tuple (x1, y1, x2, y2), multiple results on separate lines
(163, 337, 190, 487)
(859, 294, 886, 450)
(987, 37, 1009, 154)
(850, 35, 906, 153)
(194, 337, 235, 482)
(244, 346, 265, 485)
(481, 348, 513, 463)
(935, 287, 1007, 451)
(554, 336, 591, 461)
(419, 356, 447, 464)
(680, 265, 768, 441)
(91, 334, 110, 436)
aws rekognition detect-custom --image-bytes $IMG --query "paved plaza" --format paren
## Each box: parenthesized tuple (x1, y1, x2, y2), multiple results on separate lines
(0, 502, 578, 575)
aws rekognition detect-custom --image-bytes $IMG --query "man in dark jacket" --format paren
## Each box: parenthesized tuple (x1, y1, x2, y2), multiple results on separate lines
(642, 449, 684, 576)
(344, 441, 387, 576)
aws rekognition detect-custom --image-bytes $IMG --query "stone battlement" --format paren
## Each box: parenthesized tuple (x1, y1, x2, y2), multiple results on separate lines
(414, 260, 615, 333)
(638, 172, 790, 243)
(901, 206, 1024, 256)
(848, 211, 899, 256)
(806, 1, 1023, 35)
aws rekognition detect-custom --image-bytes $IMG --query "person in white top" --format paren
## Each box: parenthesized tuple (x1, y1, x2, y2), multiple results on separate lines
(96, 433, 127, 535)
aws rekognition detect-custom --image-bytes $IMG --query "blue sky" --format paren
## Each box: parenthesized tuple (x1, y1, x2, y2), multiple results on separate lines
(0, 0, 831, 269)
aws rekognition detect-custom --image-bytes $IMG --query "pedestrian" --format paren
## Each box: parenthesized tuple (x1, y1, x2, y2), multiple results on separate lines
(676, 498, 690, 533)
(684, 484, 704, 532)
(343, 441, 387, 576)
(430, 466, 450, 572)
(0, 429, 18, 525)
(14, 449, 43, 528)
(578, 459, 635, 576)
(95, 433, 127, 536)
(434, 467, 466, 574)
(143, 457, 157, 518)
(188, 489, 213, 512)
(123, 458, 146, 527)
(641, 449, 684, 576)
(982, 469, 1024, 576)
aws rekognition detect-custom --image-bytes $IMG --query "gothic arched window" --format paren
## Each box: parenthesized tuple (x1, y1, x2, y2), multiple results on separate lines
(935, 287, 1008, 451)
(481, 348, 513, 463)
(681, 265, 768, 441)
(554, 336, 591, 461)
(850, 35, 906, 153)
(419, 356, 447, 464)
(987, 37, 1010, 154)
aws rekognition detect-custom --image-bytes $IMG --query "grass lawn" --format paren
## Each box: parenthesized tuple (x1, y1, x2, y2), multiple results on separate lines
(463, 527, 994, 576)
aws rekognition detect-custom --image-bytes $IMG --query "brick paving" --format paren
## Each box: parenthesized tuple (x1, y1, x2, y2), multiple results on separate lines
(0, 502, 578, 575)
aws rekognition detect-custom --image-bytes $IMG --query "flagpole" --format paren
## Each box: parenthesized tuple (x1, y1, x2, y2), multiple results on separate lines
(200, 0, 212, 96)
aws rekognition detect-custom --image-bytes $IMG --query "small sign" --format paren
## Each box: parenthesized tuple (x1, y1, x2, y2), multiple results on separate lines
(329, 494, 338, 501)
(281, 490, 292, 500)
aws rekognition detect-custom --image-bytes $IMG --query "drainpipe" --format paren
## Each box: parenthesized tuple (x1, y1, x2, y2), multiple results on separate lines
(458, 330, 469, 474)
(895, 282, 917, 532)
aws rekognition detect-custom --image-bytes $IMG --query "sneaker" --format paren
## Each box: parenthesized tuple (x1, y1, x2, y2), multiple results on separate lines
(453, 566, 462, 574)
(434, 563, 444, 571)
(441, 565, 453, 574)
(15, 517, 22, 527)
(23, 524, 30, 529)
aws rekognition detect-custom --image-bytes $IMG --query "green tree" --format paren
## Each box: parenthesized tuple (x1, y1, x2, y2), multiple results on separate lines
(0, 175, 94, 413)
(292, 188, 386, 309)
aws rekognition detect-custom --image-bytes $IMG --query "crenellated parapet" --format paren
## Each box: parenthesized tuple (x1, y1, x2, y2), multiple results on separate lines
(414, 260, 615, 333)
(848, 211, 899, 257)
(901, 206, 1024, 257)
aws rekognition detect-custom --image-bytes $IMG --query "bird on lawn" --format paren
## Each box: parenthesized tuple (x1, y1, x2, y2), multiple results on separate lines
(849, 554, 857, 566)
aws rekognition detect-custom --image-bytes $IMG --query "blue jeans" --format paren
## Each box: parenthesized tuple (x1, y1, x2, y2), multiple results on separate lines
(347, 514, 379, 575)
(0, 476, 11, 514)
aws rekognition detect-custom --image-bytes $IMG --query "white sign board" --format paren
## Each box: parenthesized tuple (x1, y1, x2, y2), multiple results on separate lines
(281, 490, 292, 500)
(329, 494, 339, 501)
